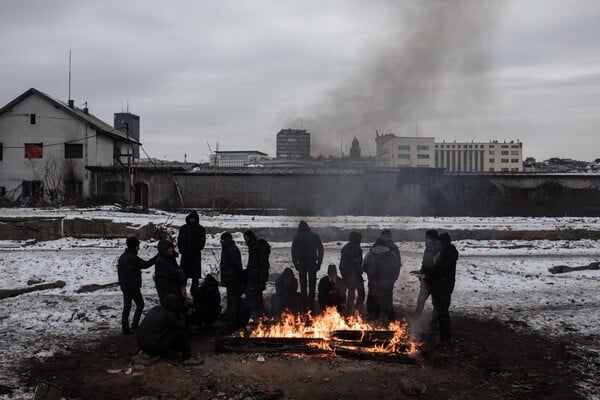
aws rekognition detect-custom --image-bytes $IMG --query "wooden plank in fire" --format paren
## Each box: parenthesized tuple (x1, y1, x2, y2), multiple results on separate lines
(332, 346, 416, 364)
(215, 336, 329, 354)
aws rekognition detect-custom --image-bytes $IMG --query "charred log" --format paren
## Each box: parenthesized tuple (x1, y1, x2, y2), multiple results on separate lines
(0, 281, 66, 299)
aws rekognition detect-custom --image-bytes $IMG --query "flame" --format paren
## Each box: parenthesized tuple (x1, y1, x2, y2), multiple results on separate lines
(249, 307, 416, 354)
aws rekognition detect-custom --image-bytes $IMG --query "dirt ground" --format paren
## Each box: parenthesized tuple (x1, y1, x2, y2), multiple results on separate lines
(19, 311, 591, 400)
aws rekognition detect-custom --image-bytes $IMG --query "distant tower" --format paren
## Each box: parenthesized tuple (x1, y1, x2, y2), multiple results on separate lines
(350, 137, 361, 159)
(114, 112, 140, 158)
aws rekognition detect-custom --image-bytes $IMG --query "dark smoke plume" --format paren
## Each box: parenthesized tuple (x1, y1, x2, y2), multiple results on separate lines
(280, 0, 505, 156)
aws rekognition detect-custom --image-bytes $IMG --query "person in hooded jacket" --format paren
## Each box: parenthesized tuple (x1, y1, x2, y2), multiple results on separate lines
(219, 232, 245, 332)
(243, 230, 271, 320)
(271, 267, 304, 317)
(136, 293, 202, 365)
(154, 240, 186, 305)
(117, 236, 157, 334)
(318, 264, 347, 313)
(339, 231, 364, 312)
(427, 232, 459, 344)
(363, 238, 400, 322)
(189, 274, 222, 327)
(411, 230, 441, 317)
(291, 220, 324, 310)
(178, 210, 206, 291)
(381, 229, 401, 267)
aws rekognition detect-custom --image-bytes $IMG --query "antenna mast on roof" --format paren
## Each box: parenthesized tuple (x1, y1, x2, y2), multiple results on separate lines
(68, 50, 72, 103)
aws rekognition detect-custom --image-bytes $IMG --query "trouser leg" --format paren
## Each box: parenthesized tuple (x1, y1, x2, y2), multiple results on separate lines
(356, 281, 366, 307)
(130, 288, 145, 329)
(226, 285, 242, 329)
(346, 283, 356, 310)
(164, 329, 192, 360)
(121, 288, 133, 331)
(414, 279, 431, 316)
(433, 291, 451, 342)
(298, 267, 308, 304)
(307, 269, 317, 310)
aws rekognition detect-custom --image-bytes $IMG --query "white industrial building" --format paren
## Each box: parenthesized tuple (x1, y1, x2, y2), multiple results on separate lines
(0, 88, 139, 204)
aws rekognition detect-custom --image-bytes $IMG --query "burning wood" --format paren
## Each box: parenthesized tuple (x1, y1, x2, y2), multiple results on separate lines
(216, 307, 419, 362)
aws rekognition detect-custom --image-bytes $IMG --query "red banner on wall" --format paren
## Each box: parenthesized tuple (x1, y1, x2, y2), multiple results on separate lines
(25, 143, 43, 159)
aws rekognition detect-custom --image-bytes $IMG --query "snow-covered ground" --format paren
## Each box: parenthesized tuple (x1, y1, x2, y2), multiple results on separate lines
(1, 208, 599, 398)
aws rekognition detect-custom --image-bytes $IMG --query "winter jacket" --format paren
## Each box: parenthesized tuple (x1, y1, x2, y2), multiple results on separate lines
(339, 232, 363, 284)
(190, 274, 222, 320)
(382, 238, 401, 269)
(276, 267, 299, 298)
(117, 249, 156, 288)
(421, 241, 441, 276)
(178, 211, 206, 279)
(318, 276, 347, 311)
(429, 238, 459, 295)
(246, 237, 271, 285)
(363, 241, 400, 293)
(291, 221, 324, 271)
(220, 239, 243, 287)
(136, 300, 185, 356)
(154, 240, 185, 302)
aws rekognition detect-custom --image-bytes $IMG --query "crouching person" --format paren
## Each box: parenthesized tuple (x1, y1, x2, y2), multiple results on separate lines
(136, 294, 203, 365)
(271, 267, 304, 317)
(189, 274, 222, 328)
(317, 264, 347, 313)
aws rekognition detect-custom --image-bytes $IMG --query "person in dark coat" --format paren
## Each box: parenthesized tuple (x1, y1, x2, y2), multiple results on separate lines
(381, 229, 401, 267)
(427, 233, 459, 344)
(411, 230, 441, 317)
(220, 232, 245, 332)
(291, 220, 324, 310)
(154, 240, 186, 305)
(271, 267, 304, 317)
(136, 294, 202, 364)
(318, 264, 347, 313)
(363, 238, 400, 322)
(243, 230, 271, 320)
(178, 210, 206, 291)
(189, 274, 222, 327)
(339, 231, 364, 312)
(117, 237, 156, 334)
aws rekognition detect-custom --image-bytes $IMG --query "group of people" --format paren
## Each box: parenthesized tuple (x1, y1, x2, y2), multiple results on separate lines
(116, 212, 459, 363)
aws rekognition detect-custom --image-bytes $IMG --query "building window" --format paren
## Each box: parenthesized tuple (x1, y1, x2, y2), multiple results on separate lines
(511, 168, 520, 171)
(501, 151, 509, 155)
(511, 144, 520, 148)
(501, 168, 509, 171)
(468, 145, 473, 149)
(501, 159, 509, 163)
(417, 154, 430, 159)
(30, 114, 36, 125)
(489, 168, 495, 172)
(511, 150, 519, 155)
(398, 145, 411, 151)
(489, 145, 495, 148)
(65, 143, 83, 159)
(488, 158, 495, 163)
(417, 145, 429, 151)
(501, 145, 509, 148)
(22, 180, 43, 198)
(398, 154, 410, 159)
(103, 181, 125, 194)
(511, 158, 519, 163)
(489, 150, 495, 155)
(24, 143, 43, 159)
(0, 143, 3, 161)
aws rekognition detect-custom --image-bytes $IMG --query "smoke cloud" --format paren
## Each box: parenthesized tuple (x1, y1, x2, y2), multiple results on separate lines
(280, 0, 506, 156)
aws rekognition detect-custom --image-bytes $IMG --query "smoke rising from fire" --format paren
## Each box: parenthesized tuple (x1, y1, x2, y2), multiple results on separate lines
(281, 0, 506, 157)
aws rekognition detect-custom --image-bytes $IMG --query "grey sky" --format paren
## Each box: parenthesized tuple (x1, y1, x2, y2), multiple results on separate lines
(1, 0, 599, 162)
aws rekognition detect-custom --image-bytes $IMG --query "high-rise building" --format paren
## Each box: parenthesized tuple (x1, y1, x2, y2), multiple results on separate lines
(276, 129, 310, 159)
(350, 137, 361, 159)
(375, 133, 435, 168)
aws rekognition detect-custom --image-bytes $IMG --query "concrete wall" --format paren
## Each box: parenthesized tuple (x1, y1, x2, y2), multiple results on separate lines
(170, 169, 600, 216)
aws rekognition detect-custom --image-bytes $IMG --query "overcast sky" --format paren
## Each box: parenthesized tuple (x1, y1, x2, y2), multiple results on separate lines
(1, 0, 599, 162)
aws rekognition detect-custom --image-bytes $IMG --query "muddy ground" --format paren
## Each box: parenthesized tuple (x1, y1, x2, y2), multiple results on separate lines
(19, 311, 592, 400)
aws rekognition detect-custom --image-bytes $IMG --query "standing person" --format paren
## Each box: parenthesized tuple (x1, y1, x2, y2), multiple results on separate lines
(178, 210, 206, 291)
(136, 294, 203, 365)
(291, 220, 324, 310)
(381, 229, 401, 265)
(363, 238, 400, 322)
(219, 232, 244, 332)
(117, 237, 156, 335)
(411, 230, 440, 317)
(428, 233, 459, 344)
(154, 240, 186, 305)
(339, 231, 364, 313)
(317, 264, 347, 313)
(243, 230, 271, 320)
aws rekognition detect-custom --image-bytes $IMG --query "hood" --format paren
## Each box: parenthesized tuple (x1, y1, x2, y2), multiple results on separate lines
(157, 239, 174, 256)
(297, 220, 310, 233)
(163, 294, 183, 312)
(439, 232, 451, 246)
(185, 210, 200, 225)
(202, 274, 219, 288)
(282, 267, 295, 278)
(349, 231, 362, 245)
